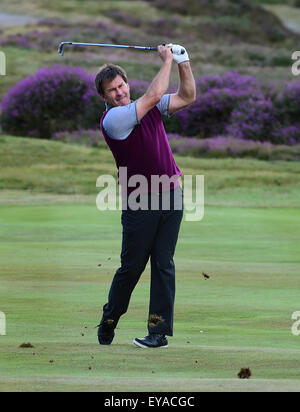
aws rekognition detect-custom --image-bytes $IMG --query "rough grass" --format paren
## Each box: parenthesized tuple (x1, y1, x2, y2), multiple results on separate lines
(1, 134, 300, 206)
(0, 0, 159, 20)
(264, 4, 300, 33)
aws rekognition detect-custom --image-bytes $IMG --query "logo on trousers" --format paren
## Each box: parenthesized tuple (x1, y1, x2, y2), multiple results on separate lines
(0, 312, 6, 336)
(0, 51, 6, 76)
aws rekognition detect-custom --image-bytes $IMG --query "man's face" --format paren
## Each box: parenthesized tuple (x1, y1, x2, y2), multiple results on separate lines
(101, 74, 131, 107)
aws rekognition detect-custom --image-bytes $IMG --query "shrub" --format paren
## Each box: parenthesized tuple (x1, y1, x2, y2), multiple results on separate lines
(177, 71, 264, 137)
(1, 65, 104, 139)
(195, 71, 261, 94)
(0, 34, 36, 49)
(274, 81, 300, 126)
(227, 98, 276, 142)
(167, 134, 300, 161)
(175, 71, 300, 145)
(271, 124, 300, 145)
(128, 79, 150, 100)
(53, 129, 105, 147)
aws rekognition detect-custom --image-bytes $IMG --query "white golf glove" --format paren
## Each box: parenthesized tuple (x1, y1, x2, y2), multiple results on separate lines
(168, 43, 189, 64)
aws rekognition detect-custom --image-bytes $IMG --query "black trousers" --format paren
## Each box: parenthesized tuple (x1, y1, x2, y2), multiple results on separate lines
(101, 187, 183, 336)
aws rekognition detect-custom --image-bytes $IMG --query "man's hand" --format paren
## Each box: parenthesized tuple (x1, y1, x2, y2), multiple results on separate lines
(157, 44, 174, 64)
(168, 44, 189, 65)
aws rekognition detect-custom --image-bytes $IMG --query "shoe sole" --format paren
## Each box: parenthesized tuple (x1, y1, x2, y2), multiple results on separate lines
(133, 339, 168, 348)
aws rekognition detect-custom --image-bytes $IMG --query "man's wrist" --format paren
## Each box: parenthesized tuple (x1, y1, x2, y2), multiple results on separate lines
(163, 58, 173, 66)
(178, 60, 190, 66)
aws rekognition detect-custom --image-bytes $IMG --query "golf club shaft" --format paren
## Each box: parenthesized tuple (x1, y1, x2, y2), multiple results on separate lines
(58, 42, 157, 56)
(58, 42, 185, 56)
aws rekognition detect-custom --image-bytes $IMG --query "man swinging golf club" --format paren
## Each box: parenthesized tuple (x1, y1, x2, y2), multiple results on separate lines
(95, 44, 196, 348)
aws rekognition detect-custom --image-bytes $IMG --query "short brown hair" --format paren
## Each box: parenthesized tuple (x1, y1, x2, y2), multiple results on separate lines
(95, 64, 128, 96)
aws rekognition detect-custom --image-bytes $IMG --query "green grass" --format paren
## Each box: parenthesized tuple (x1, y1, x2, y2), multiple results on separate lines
(0, 134, 300, 391)
(0, 201, 299, 392)
(1, 134, 300, 207)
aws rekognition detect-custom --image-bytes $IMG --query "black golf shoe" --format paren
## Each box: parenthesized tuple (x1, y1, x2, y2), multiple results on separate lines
(133, 333, 168, 348)
(97, 320, 115, 345)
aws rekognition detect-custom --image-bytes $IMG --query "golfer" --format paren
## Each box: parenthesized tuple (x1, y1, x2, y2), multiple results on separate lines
(95, 44, 196, 348)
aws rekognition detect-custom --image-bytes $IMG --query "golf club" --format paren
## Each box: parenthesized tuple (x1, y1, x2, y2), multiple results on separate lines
(58, 42, 185, 56)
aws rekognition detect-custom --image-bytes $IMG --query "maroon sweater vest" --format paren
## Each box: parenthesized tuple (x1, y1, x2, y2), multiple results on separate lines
(100, 106, 182, 194)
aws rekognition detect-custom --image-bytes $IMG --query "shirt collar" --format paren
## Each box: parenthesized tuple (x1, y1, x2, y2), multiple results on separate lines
(105, 100, 133, 111)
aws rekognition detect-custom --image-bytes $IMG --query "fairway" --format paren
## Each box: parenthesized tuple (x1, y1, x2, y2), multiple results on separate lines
(0, 199, 300, 392)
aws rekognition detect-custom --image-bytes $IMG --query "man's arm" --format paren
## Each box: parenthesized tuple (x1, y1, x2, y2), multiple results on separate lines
(136, 45, 173, 122)
(169, 53, 196, 114)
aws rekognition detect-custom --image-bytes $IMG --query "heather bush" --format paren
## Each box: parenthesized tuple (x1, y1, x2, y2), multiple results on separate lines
(176, 71, 300, 145)
(53, 129, 105, 147)
(274, 81, 300, 126)
(3, 63, 300, 147)
(195, 71, 261, 94)
(227, 98, 276, 142)
(129, 79, 150, 100)
(167, 134, 300, 161)
(177, 71, 264, 137)
(0, 19, 127, 53)
(0, 34, 36, 49)
(271, 124, 300, 146)
(1, 66, 104, 139)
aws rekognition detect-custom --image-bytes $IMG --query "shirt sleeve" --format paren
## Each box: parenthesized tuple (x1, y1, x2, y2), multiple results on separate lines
(103, 102, 139, 140)
(156, 94, 171, 117)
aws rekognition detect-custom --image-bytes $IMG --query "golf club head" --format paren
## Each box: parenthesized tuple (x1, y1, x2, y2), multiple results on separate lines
(58, 42, 65, 56)
(58, 42, 73, 56)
